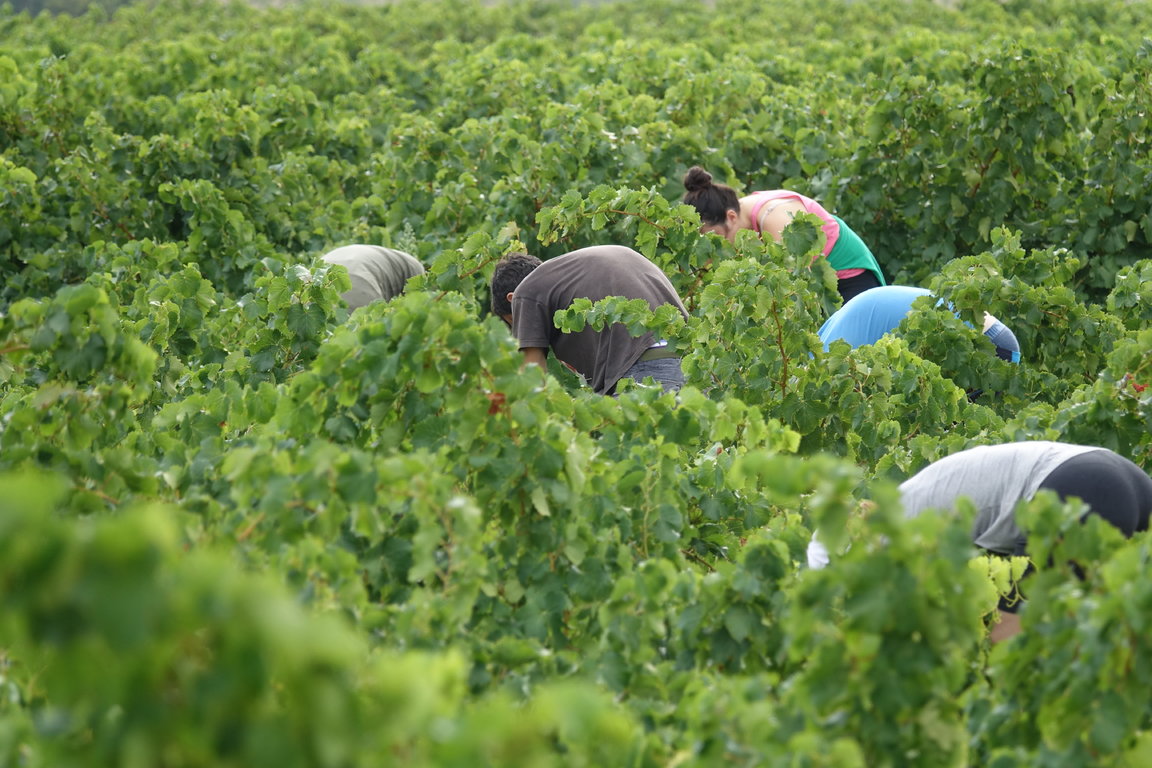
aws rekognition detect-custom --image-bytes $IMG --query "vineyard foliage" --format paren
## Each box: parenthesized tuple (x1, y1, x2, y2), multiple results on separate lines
(2, 0, 1152, 764)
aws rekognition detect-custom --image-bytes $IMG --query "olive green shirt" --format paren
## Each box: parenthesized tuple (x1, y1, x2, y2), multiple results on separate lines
(321, 245, 424, 309)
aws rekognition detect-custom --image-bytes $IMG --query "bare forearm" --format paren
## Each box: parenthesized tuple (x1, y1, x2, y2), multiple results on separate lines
(521, 347, 547, 369)
(989, 610, 1022, 643)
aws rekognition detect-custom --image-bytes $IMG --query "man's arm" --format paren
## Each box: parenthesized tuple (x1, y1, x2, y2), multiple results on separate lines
(521, 347, 548, 369)
(989, 610, 1022, 643)
(509, 295, 551, 373)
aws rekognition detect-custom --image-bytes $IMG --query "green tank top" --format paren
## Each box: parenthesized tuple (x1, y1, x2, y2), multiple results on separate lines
(828, 216, 886, 285)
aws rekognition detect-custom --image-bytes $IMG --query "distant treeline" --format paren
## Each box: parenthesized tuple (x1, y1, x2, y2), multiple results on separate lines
(5, 0, 136, 15)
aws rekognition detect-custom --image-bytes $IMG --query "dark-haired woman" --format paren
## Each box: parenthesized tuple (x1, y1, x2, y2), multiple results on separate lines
(682, 166, 886, 302)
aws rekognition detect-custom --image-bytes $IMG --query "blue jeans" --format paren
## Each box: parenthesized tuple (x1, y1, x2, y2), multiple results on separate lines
(618, 357, 684, 394)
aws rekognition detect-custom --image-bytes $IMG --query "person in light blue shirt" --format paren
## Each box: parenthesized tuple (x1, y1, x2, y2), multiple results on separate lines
(818, 285, 1021, 363)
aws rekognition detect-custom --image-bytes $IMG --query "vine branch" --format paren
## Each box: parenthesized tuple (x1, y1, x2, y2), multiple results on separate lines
(966, 147, 1000, 198)
(604, 209, 668, 232)
(681, 547, 716, 573)
(769, 299, 789, 396)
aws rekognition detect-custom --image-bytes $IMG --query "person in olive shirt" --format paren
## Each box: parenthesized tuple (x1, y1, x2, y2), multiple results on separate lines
(490, 245, 689, 395)
(320, 244, 424, 310)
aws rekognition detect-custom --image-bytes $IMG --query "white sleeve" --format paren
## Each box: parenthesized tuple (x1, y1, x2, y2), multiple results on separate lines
(806, 532, 831, 570)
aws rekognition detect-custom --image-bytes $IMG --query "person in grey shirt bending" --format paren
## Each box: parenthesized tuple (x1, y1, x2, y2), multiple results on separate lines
(490, 246, 688, 396)
(321, 244, 424, 310)
(808, 441, 1152, 641)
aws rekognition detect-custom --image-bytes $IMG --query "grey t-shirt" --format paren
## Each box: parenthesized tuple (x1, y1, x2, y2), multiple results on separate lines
(899, 441, 1100, 554)
(321, 245, 424, 310)
(510, 245, 687, 395)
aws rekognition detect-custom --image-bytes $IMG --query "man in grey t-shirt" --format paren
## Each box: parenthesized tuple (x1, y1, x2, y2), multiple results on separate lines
(489, 246, 688, 395)
(897, 442, 1141, 555)
(808, 441, 1152, 641)
(321, 245, 424, 310)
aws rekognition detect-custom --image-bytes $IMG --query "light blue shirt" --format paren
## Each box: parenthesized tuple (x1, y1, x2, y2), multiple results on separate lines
(818, 286, 934, 349)
(818, 285, 1020, 363)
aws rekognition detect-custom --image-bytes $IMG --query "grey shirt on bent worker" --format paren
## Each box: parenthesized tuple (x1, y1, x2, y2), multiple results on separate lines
(899, 441, 1099, 554)
(321, 245, 424, 310)
(510, 245, 688, 395)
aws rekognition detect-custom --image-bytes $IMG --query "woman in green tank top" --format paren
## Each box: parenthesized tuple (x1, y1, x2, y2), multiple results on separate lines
(682, 165, 886, 302)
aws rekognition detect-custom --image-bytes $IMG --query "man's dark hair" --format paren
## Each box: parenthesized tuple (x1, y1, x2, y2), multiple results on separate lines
(490, 253, 542, 317)
(682, 165, 741, 226)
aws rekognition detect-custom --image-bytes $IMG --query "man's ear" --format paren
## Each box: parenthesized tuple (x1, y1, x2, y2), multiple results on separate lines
(506, 291, 515, 304)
